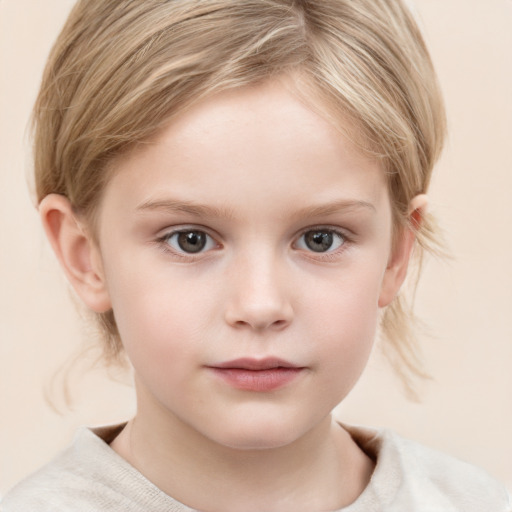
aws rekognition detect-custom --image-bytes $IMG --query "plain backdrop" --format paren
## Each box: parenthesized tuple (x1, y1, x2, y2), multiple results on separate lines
(1, 0, 511, 495)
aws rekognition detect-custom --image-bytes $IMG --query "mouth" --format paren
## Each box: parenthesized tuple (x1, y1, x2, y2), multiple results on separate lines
(206, 358, 305, 392)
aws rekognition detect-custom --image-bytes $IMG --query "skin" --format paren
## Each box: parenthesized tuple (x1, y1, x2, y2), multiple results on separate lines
(40, 78, 424, 511)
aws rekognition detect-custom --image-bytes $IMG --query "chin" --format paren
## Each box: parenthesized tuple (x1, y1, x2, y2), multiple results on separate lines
(208, 418, 311, 452)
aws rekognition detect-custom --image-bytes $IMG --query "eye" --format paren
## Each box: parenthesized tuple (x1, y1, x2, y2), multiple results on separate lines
(296, 229, 345, 253)
(164, 230, 216, 254)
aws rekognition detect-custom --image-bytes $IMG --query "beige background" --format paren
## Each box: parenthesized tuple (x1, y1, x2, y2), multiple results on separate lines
(1, 0, 511, 495)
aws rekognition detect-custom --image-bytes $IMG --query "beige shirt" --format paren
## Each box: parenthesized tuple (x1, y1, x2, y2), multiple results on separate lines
(2, 424, 510, 511)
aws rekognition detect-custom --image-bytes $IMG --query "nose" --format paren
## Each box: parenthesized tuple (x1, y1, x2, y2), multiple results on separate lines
(224, 253, 294, 332)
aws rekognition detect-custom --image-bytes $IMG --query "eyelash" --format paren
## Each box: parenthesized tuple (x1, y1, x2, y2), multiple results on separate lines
(156, 226, 352, 261)
(156, 227, 220, 260)
(295, 226, 350, 261)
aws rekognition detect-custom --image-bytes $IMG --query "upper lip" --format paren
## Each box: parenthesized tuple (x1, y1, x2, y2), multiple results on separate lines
(210, 357, 301, 370)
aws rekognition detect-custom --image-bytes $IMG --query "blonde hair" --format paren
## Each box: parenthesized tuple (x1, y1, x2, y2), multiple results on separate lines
(33, 0, 446, 393)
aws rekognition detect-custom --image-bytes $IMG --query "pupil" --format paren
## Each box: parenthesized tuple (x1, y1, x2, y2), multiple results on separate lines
(178, 231, 206, 253)
(305, 231, 333, 252)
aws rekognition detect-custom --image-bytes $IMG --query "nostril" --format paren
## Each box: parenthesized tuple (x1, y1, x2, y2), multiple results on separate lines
(230, 315, 291, 331)
(223, 279, 294, 331)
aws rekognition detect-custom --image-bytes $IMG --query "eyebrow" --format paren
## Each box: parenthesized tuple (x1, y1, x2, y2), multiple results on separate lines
(291, 199, 377, 219)
(136, 197, 376, 221)
(136, 198, 235, 219)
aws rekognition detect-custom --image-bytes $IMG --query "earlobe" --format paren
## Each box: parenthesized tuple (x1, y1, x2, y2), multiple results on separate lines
(39, 194, 112, 313)
(378, 194, 428, 307)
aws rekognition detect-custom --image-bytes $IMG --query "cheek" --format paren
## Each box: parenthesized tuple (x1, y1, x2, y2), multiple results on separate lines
(318, 290, 378, 360)
(106, 262, 217, 377)
(304, 263, 384, 385)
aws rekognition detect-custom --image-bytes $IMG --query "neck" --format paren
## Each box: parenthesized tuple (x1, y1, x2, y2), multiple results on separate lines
(111, 389, 373, 512)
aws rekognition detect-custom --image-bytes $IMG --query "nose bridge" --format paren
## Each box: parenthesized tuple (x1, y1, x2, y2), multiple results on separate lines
(224, 244, 293, 331)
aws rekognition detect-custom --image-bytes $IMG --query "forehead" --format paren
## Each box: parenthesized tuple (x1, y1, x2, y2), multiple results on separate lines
(103, 78, 389, 221)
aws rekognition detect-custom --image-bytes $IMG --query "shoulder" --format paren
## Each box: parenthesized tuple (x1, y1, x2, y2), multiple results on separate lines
(388, 430, 511, 511)
(0, 425, 188, 512)
(1, 427, 119, 512)
(345, 424, 512, 512)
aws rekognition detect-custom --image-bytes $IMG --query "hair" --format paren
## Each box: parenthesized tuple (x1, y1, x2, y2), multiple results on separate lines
(33, 0, 446, 394)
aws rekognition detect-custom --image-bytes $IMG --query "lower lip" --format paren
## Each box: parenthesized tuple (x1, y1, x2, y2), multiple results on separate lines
(209, 367, 303, 392)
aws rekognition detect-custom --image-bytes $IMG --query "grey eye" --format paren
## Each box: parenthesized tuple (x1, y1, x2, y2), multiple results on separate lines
(166, 230, 215, 254)
(297, 230, 344, 253)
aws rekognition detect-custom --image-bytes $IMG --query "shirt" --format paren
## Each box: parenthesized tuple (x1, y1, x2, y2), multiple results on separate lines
(2, 423, 510, 511)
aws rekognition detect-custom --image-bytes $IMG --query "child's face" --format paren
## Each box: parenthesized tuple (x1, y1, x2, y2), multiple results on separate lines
(90, 79, 406, 449)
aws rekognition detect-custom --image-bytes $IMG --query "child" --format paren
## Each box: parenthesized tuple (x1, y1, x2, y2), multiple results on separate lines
(2, 0, 510, 510)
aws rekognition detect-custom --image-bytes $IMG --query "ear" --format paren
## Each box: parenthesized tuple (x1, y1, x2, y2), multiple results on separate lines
(378, 194, 428, 308)
(39, 194, 112, 313)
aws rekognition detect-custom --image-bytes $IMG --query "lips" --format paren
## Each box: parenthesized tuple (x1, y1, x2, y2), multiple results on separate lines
(207, 358, 304, 392)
